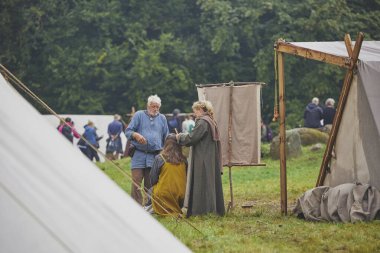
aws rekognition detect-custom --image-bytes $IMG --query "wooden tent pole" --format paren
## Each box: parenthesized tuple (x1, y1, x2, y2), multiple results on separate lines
(316, 32, 364, 186)
(277, 51, 287, 215)
(227, 84, 234, 212)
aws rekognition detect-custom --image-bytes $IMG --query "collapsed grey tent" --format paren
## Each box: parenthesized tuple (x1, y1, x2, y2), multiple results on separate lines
(0, 73, 190, 252)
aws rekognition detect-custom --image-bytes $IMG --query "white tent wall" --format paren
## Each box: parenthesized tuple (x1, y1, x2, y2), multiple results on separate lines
(44, 115, 128, 162)
(0, 74, 190, 252)
(197, 84, 261, 166)
(357, 61, 380, 187)
(324, 56, 380, 190)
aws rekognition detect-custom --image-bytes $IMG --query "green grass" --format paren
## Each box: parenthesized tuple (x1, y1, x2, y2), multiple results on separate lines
(97, 144, 380, 253)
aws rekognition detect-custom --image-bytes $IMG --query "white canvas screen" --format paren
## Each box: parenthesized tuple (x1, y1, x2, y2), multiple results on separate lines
(197, 84, 261, 166)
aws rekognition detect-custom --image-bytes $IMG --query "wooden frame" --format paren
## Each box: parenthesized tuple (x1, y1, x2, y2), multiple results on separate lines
(274, 33, 364, 214)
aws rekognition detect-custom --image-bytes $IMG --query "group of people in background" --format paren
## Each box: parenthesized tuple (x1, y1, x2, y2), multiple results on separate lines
(304, 97, 336, 129)
(58, 118, 103, 162)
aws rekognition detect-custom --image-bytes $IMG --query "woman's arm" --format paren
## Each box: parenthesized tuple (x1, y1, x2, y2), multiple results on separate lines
(178, 119, 208, 146)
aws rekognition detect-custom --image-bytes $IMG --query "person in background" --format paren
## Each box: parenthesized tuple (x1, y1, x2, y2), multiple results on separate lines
(59, 117, 80, 143)
(261, 119, 273, 143)
(187, 115, 195, 134)
(147, 134, 187, 216)
(125, 95, 169, 205)
(181, 115, 190, 134)
(57, 117, 65, 132)
(106, 114, 124, 160)
(304, 97, 323, 128)
(323, 98, 336, 126)
(182, 115, 195, 134)
(176, 100, 225, 217)
(167, 108, 182, 133)
(83, 121, 102, 162)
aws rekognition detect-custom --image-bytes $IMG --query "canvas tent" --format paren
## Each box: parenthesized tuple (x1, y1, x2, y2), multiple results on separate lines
(275, 33, 380, 213)
(0, 72, 190, 252)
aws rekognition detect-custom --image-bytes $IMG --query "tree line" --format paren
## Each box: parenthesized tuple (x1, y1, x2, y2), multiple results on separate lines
(1, 0, 379, 127)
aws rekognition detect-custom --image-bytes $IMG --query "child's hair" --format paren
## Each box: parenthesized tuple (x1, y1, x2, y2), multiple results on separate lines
(160, 134, 187, 164)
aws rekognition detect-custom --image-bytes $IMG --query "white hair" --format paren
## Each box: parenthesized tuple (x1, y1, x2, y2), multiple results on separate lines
(312, 97, 319, 105)
(147, 94, 161, 106)
(325, 98, 335, 107)
(114, 114, 121, 120)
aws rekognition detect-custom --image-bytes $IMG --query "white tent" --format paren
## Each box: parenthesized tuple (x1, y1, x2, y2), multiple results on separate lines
(304, 41, 380, 189)
(274, 35, 380, 213)
(0, 73, 190, 252)
(276, 37, 380, 189)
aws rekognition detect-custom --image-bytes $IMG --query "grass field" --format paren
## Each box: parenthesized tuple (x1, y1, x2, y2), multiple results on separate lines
(97, 144, 380, 253)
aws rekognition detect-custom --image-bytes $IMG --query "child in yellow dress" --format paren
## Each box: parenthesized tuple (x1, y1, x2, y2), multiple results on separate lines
(148, 134, 187, 216)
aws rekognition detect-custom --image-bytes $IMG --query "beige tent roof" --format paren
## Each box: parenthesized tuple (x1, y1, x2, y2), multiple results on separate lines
(0, 73, 190, 253)
(290, 41, 380, 62)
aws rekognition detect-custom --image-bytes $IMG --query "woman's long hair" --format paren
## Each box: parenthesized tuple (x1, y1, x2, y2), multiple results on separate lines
(160, 134, 187, 164)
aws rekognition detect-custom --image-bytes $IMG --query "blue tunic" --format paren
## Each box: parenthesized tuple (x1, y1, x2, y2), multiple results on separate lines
(125, 110, 169, 169)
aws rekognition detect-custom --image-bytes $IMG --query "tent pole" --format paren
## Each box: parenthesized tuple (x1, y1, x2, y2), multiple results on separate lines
(316, 32, 364, 186)
(227, 83, 234, 212)
(278, 52, 287, 215)
(227, 166, 234, 212)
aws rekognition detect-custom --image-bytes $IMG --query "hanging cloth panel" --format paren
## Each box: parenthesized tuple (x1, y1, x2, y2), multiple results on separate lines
(197, 84, 261, 166)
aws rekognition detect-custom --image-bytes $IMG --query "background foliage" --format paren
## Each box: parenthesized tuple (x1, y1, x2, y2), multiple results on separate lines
(1, 0, 379, 127)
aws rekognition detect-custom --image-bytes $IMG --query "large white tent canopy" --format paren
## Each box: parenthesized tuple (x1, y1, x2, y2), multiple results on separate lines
(0, 73, 190, 252)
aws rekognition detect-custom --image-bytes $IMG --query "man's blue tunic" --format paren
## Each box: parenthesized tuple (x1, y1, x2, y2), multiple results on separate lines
(125, 110, 169, 169)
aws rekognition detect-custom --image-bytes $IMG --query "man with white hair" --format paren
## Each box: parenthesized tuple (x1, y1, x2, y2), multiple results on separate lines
(304, 97, 323, 128)
(125, 95, 169, 205)
(323, 98, 336, 126)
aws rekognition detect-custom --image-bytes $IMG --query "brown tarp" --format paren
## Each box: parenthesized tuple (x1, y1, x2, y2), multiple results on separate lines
(197, 84, 261, 166)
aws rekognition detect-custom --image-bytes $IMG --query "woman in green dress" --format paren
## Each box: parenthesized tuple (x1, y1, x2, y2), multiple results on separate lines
(177, 101, 225, 217)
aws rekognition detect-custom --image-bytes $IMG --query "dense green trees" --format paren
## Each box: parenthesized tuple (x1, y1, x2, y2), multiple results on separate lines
(1, 0, 379, 127)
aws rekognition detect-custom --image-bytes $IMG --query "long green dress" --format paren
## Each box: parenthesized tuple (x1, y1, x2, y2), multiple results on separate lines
(179, 117, 225, 217)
